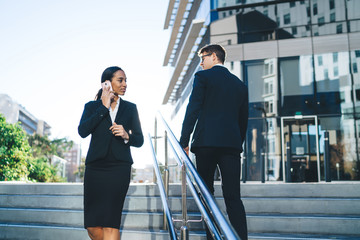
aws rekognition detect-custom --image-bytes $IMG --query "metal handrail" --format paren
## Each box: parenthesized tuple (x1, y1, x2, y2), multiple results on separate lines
(147, 133, 178, 239)
(167, 141, 223, 239)
(156, 112, 241, 240)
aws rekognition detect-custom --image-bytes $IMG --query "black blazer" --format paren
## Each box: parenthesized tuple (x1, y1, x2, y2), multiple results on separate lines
(78, 98, 143, 165)
(180, 65, 248, 153)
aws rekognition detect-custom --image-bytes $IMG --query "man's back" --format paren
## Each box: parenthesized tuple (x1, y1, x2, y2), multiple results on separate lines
(180, 65, 248, 152)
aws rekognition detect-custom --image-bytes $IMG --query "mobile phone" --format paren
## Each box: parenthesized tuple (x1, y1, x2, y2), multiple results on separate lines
(101, 81, 113, 92)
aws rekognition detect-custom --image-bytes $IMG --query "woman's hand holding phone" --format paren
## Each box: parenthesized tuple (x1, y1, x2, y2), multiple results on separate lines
(101, 80, 114, 108)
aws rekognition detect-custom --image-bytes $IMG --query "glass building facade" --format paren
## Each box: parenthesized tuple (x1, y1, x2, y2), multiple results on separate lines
(211, 0, 360, 181)
(162, 0, 360, 182)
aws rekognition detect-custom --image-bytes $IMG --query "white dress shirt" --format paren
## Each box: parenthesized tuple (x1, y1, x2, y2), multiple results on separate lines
(109, 98, 120, 123)
(109, 98, 128, 144)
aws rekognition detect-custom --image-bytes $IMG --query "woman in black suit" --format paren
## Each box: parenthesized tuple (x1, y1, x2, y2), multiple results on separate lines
(78, 66, 143, 240)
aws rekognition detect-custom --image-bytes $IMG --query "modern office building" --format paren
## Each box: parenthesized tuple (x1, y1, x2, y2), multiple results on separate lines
(162, 0, 360, 182)
(0, 94, 51, 136)
(63, 143, 81, 182)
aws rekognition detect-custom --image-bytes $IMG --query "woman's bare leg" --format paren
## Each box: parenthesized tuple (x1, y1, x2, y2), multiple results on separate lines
(87, 227, 103, 240)
(103, 227, 120, 240)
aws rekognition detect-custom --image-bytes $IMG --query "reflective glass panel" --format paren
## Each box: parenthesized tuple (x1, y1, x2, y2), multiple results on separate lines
(351, 50, 360, 118)
(346, 0, 360, 20)
(314, 51, 350, 115)
(318, 116, 360, 180)
(311, 0, 346, 23)
(279, 56, 315, 116)
(246, 59, 278, 118)
(238, 4, 278, 43)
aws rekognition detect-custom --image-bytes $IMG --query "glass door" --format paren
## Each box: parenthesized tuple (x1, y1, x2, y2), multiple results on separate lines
(281, 115, 320, 182)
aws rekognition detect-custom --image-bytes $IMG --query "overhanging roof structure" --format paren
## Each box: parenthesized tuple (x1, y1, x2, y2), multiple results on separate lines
(164, 0, 176, 29)
(162, 19, 205, 104)
(163, 0, 189, 66)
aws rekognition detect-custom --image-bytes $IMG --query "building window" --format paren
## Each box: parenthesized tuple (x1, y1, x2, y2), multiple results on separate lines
(356, 89, 360, 101)
(292, 26, 297, 35)
(313, 3, 318, 15)
(290, 2, 296, 8)
(264, 9, 268, 17)
(334, 66, 339, 77)
(340, 91, 345, 103)
(318, 17, 325, 26)
(337, 24, 343, 33)
(307, 7, 310, 17)
(355, 50, 360, 58)
(265, 100, 274, 114)
(329, 0, 335, 10)
(284, 13, 291, 25)
(333, 52, 338, 62)
(222, 12, 226, 18)
(353, 63, 358, 73)
(330, 12, 335, 22)
(264, 61, 274, 75)
(229, 10, 233, 16)
(324, 68, 329, 79)
(236, 0, 241, 4)
(318, 56, 323, 66)
(231, 61, 234, 70)
(264, 80, 274, 95)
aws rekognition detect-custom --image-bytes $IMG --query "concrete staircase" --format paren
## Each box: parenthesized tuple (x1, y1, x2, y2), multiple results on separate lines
(0, 182, 359, 239)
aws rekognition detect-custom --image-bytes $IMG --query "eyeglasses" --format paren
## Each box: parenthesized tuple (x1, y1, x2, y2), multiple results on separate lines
(200, 53, 212, 63)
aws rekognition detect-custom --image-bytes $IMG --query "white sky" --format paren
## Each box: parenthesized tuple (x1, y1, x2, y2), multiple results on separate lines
(0, 0, 173, 168)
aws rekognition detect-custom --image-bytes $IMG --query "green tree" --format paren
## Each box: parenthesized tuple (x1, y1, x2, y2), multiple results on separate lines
(74, 156, 86, 182)
(28, 134, 73, 162)
(28, 134, 73, 182)
(27, 157, 64, 182)
(0, 114, 31, 181)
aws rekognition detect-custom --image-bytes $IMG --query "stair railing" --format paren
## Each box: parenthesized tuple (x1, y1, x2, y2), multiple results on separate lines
(148, 133, 178, 239)
(150, 111, 241, 240)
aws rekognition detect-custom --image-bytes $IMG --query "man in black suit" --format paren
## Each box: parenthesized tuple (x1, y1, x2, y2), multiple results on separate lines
(180, 44, 248, 240)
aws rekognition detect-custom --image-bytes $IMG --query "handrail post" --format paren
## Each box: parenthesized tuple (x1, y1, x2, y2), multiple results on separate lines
(261, 151, 265, 183)
(242, 155, 247, 183)
(324, 131, 331, 182)
(286, 142, 291, 183)
(163, 131, 170, 230)
(180, 226, 189, 240)
(153, 117, 158, 183)
(181, 160, 189, 239)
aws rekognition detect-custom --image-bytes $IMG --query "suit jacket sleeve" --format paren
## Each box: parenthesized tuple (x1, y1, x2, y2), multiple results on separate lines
(127, 104, 144, 147)
(78, 102, 109, 138)
(180, 72, 206, 148)
(239, 86, 249, 145)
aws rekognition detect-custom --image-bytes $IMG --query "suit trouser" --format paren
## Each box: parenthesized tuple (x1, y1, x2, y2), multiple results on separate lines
(195, 147, 248, 240)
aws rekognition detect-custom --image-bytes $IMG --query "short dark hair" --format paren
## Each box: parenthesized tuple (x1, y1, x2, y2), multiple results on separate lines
(198, 44, 226, 63)
(95, 66, 124, 100)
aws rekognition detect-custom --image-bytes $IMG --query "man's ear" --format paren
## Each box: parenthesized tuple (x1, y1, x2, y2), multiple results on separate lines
(212, 53, 217, 62)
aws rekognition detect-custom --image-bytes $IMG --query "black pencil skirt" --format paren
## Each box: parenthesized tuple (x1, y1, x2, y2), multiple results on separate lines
(83, 152, 132, 229)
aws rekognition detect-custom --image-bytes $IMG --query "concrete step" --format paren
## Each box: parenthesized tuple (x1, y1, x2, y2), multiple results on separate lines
(0, 223, 359, 240)
(1, 182, 359, 198)
(0, 223, 205, 240)
(1, 207, 359, 236)
(1, 194, 359, 216)
(1, 182, 359, 238)
(0, 207, 203, 230)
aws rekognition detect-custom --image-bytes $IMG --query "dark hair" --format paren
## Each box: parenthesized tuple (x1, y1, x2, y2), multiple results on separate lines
(95, 66, 123, 100)
(198, 44, 226, 63)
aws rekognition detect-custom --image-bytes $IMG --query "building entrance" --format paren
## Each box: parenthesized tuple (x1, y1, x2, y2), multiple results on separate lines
(281, 115, 320, 182)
